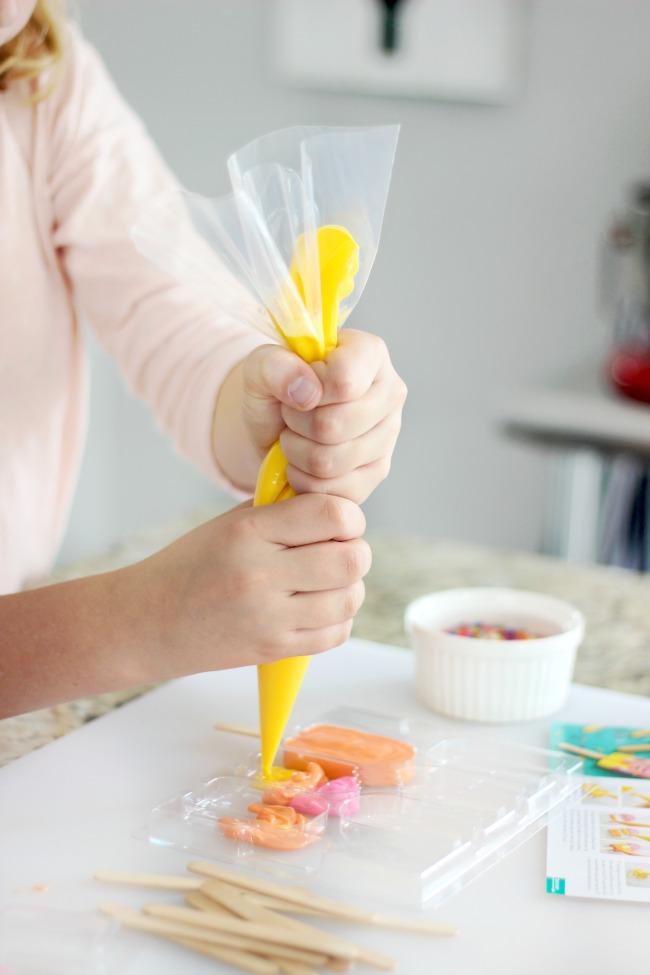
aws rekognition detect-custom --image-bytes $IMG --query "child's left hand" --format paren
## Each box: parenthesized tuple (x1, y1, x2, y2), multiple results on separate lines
(240, 328, 407, 504)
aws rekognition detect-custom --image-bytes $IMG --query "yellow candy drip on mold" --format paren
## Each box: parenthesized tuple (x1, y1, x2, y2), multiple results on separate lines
(255, 225, 359, 779)
(253, 765, 296, 788)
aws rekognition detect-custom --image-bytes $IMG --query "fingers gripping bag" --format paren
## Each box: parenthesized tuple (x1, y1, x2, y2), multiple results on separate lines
(132, 126, 399, 779)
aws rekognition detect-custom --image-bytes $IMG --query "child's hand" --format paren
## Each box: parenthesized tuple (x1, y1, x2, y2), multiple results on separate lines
(241, 329, 407, 503)
(0, 494, 370, 716)
(127, 494, 370, 679)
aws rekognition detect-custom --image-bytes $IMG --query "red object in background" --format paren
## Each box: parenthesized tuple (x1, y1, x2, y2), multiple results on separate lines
(609, 350, 650, 405)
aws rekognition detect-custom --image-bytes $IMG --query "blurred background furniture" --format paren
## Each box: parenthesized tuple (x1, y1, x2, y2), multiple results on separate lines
(502, 360, 650, 568)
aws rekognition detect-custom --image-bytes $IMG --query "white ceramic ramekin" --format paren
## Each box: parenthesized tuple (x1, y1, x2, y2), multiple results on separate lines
(404, 587, 585, 722)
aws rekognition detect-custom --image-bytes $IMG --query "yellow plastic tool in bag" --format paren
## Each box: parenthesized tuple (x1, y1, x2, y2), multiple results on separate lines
(255, 224, 359, 779)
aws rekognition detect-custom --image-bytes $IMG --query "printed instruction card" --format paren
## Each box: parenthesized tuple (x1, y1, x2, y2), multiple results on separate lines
(546, 723, 650, 902)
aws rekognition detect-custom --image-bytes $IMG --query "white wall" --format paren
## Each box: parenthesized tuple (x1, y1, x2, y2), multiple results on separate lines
(58, 0, 650, 562)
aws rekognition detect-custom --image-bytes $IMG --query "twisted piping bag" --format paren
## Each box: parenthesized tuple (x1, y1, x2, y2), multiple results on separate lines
(130, 125, 399, 779)
(256, 225, 359, 779)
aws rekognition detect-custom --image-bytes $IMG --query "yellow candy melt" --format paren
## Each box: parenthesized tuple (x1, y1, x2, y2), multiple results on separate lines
(254, 765, 297, 786)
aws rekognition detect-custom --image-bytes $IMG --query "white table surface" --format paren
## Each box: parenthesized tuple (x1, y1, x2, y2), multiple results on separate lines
(2, 638, 649, 975)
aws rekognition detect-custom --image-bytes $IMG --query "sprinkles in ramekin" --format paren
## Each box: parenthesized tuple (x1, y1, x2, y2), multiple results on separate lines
(445, 622, 542, 640)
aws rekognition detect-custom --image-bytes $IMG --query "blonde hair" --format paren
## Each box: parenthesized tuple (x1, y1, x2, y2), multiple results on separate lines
(0, 0, 66, 101)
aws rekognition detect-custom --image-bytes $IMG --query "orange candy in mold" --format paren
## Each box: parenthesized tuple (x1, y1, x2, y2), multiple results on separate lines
(282, 724, 416, 787)
(217, 817, 320, 851)
(247, 803, 308, 826)
(261, 762, 329, 805)
(217, 762, 330, 851)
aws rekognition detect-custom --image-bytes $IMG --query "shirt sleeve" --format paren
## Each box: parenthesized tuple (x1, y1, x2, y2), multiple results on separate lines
(46, 24, 267, 494)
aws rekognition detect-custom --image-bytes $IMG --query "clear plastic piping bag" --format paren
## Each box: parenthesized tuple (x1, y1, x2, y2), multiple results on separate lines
(133, 125, 399, 777)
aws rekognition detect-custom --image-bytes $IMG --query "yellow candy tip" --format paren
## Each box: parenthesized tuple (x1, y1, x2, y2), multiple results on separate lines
(256, 766, 296, 785)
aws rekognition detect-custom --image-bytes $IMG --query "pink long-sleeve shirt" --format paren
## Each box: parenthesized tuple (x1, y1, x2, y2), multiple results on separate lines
(0, 24, 263, 594)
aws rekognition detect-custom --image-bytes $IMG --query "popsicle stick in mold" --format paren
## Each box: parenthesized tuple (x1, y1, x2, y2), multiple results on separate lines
(214, 721, 261, 738)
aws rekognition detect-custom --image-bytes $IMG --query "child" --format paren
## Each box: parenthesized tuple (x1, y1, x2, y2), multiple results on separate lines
(0, 1, 407, 718)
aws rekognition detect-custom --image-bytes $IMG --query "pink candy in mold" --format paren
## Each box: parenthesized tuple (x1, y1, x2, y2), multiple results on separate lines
(288, 774, 360, 818)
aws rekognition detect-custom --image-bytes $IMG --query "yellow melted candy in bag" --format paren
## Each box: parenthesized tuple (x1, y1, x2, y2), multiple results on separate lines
(256, 225, 359, 778)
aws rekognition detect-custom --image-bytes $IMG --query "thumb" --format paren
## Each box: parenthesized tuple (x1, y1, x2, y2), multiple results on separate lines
(242, 345, 323, 454)
(245, 345, 322, 410)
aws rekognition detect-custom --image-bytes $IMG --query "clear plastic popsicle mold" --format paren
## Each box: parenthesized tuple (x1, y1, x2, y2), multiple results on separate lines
(137, 706, 584, 910)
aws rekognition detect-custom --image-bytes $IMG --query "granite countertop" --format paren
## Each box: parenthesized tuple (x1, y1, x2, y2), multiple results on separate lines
(2, 503, 650, 766)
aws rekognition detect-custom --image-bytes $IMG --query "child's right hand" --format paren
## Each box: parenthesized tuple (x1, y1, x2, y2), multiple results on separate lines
(123, 493, 370, 681)
(0, 493, 369, 718)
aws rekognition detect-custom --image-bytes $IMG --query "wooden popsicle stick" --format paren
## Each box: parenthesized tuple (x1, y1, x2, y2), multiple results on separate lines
(143, 902, 366, 966)
(101, 902, 284, 962)
(245, 893, 330, 918)
(274, 960, 319, 975)
(151, 899, 394, 972)
(151, 900, 394, 971)
(188, 860, 360, 912)
(247, 890, 457, 938)
(184, 888, 349, 975)
(240, 884, 457, 942)
(186, 889, 240, 917)
(234, 889, 387, 969)
(189, 863, 315, 904)
(164, 933, 280, 975)
(95, 869, 201, 891)
(631, 729, 650, 738)
(186, 890, 330, 968)
(190, 861, 457, 937)
(323, 961, 354, 973)
(215, 721, 261, 738)
(233, 892, 353, 971)
(200, 880, 340, 965)
(104, 900, 330, 972)
(246, 943, 329, 968)
(619, 744, 650, 752)
(201, 878, 326, 929)
(189, 894, 329, 967)
(201, 879, 288, 925)
(199, 880, 404, 970)
(198, 879, 346, 956)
